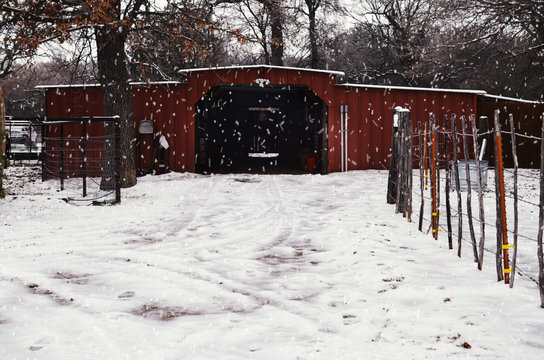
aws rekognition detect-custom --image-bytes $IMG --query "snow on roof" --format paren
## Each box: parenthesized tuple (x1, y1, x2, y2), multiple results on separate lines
(35, 81, 184, 89)
(479, 93, 543, 104)
(337, 83, 486, 95)
(178, 64, 345, 77)
(35, 83, 100, 89)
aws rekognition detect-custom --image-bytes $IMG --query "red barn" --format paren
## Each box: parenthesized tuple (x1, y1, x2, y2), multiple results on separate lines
(39, 65, 483, 175)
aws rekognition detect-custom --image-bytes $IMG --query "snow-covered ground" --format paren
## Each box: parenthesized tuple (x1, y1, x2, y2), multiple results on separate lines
(1, 166, 543, 359)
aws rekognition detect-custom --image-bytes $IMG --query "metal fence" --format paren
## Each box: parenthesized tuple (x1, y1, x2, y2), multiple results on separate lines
(5, 117, 43, 161)
(42, 117, 121, 204)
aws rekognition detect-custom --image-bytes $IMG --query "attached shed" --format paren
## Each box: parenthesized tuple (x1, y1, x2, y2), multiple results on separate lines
(478, 94, 544, 169)
(40, 65, 483, 175)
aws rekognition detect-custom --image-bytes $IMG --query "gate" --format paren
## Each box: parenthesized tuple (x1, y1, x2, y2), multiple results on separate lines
(5, 117, 42, 162)
(2, 116, 121, 204)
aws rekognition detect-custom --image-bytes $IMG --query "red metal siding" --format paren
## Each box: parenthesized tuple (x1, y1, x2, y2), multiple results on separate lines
(43, 67, 480, 175)
(131, 83, 190, 172)
(331, 85, 478, 170)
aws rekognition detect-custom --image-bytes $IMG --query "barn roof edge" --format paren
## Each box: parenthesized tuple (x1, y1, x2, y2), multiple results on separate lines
(337, 83, 486, 95)
(178, 64, 345, 76)
(479, 93, 543, 104)
(35, 81, 184, 89)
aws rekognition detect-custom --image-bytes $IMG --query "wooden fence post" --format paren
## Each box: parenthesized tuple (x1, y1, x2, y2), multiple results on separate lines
(434, 115, 440, 237)
(451, 114, 463, 256)
(388, 108, 411, 215)
(396, 115, 405, 214)
(508, 113, 518, 287)
(494, 110, 510, 284)
(471, 115, 486, 271)
(387, 110, 401, 204)
(396, 109, 411, 216)
(405, 112, 414, 222)
(82, 121, 87, 198)
(424, 122, 428, 188)
(461, 115, 479, 263)
(537, 113, 544, 307)
(444, 115, 453, 249)
(406, 110, 413, 221)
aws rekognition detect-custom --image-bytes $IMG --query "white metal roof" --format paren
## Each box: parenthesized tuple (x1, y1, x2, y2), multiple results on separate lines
(35, 83, 100, 89)
(178, 64, 345, 77)
(34, 75, 542, 105)
(337, 83, 487, 95)
(479, 94, 543, 104)
(35, 81, 183, 89)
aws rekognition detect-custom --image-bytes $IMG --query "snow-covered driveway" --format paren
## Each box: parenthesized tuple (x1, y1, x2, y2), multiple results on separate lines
(1, 171, 542, 359)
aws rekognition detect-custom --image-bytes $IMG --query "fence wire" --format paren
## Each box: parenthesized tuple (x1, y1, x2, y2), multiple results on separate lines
(41, 118, 121, 204)
(390, 112, 544, 307)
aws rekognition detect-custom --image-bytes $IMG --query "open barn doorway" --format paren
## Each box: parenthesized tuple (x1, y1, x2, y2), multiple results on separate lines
(195, 84, 328, 174)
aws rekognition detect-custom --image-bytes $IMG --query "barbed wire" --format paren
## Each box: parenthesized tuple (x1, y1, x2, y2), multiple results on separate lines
(410, 198, 540, 286)
(393, 114, 543, 294)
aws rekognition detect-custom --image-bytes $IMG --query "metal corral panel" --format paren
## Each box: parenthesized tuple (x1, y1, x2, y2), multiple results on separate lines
(332, 84, 480, 171)
(44, 83, 189, 174)
(44, 87, 105, 177)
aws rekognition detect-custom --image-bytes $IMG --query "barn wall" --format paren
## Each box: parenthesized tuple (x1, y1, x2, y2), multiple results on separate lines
(43, 68, 483, 175)
(331, 86, 478, 171)
(131, 84, 189, 172)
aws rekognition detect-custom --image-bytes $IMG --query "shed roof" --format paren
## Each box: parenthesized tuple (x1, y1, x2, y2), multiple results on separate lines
(479, 93, 543, 104)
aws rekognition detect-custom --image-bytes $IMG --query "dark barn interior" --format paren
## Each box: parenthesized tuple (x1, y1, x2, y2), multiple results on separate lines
(195, 84, 327, 174)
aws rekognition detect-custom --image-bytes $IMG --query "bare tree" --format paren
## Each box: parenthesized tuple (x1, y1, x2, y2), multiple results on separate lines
(0, 21, 22, 79)
(322, 0, 535, 98)
(214, 0, 285, 65)
(1, 0, 218, 187)
(294, 0, 343, 69)
(337, 0, 444, 86)
(128, 1, 227, 81)
(470, 0, 544, 98)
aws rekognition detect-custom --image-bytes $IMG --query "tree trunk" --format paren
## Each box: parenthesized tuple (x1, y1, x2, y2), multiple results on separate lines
(308, 8, 319, 68)
(269, 0, 284, 66)
(0, 88, 5, 198)
(96, 24, 137, 189)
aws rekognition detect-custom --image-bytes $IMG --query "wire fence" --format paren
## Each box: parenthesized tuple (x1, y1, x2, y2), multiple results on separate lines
(42, 117, 121, 204)
(387, 109, 544, 308)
